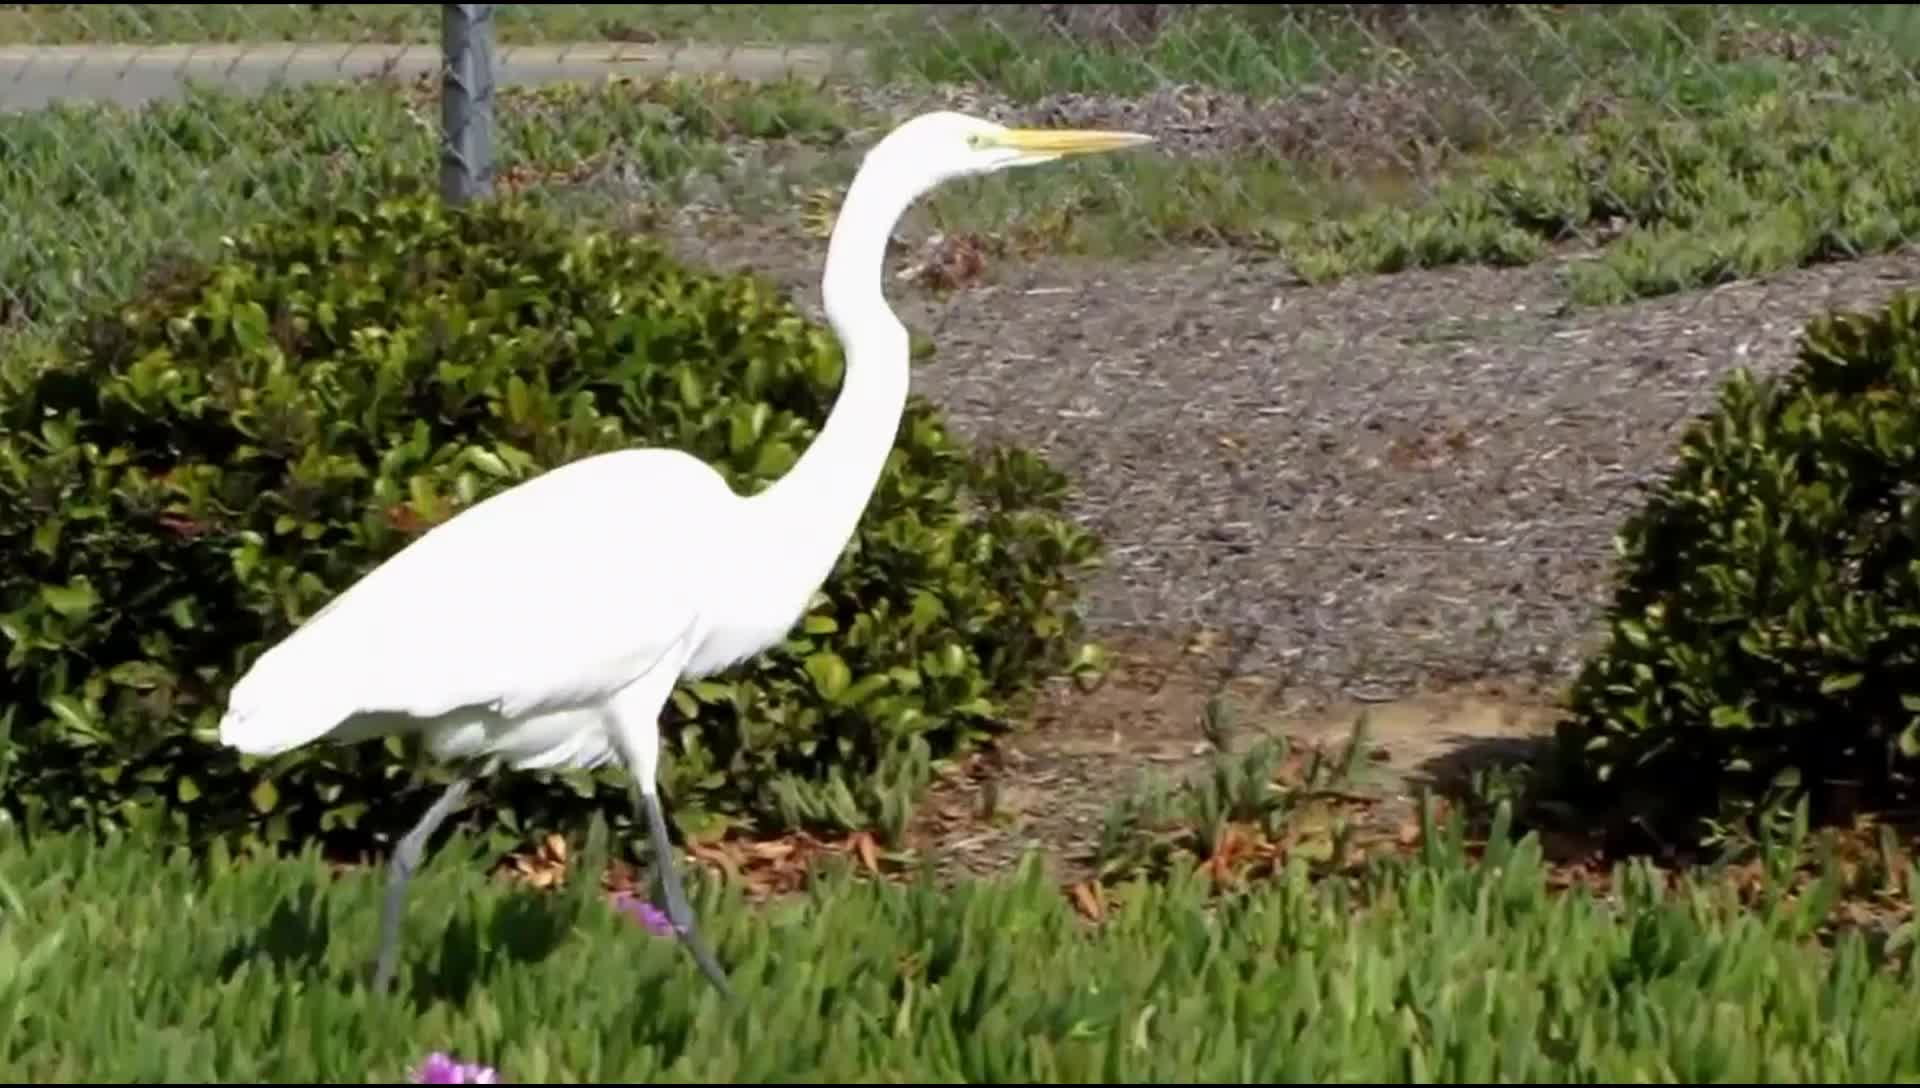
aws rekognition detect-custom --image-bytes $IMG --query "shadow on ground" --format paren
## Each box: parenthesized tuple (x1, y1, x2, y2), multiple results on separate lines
(216, 878, 581, 1006)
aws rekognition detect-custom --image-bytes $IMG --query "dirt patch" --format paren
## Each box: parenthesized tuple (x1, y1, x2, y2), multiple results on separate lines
(898, 632, 1562, 886)
(1282, 678, 1560, 798)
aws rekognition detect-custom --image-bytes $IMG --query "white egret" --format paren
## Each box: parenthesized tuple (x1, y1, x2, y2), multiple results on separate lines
(216, 111, 1153, 999)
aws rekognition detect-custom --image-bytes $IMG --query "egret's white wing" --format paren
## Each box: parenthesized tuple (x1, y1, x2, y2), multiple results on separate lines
(218, 449, 731, 756)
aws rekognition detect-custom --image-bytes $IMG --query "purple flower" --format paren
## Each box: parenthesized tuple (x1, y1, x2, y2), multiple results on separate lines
(610, 890, 679, 937)
(413, 1052, 500, 1084)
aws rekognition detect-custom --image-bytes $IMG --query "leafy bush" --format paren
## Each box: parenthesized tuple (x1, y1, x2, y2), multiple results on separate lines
(1556, 289, 1920, 842)
(0, 185, 1104, 853)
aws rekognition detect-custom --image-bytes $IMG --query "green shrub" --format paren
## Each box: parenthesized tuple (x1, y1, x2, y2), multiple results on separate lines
(0, 186, 1104, 854)
(1557, 289, 1920, 843)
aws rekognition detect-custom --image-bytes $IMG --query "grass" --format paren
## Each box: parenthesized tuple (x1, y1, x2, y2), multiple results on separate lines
(16, 5, 1920, 101)
(909, 17, 1920, 299)
(12, 65, 1920, 344)
(0, 4, 916, 47)
(1271, 85, 1920, 303)
(8, 802, 1920, 1081)
(865, 4, 1920, 101)
(0, 74, 865, 332)
(8, 5, 1920, 339)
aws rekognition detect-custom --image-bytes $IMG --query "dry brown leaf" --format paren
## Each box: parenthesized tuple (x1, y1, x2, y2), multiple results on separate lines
(850, 831, 880, 875)
(687, 840, 742, 882)
(1215, 824, 1251, 867)
(740, 869, 779, 902)
(1201, 854, 1232, 887)
(1184, 628, 1224, 655)
(1067, 880, 1105, 922)
(907, 232, 992, 290)
(738, 841, 789, 864)
(1201, 827, 1249, 887)
(503, 849, 566, 890)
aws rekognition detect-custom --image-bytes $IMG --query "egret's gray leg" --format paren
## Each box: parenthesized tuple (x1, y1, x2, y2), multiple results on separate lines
(604, 651, 735, 1000)
(373, 764, 488, 994)
(637, 780, 735, 1000)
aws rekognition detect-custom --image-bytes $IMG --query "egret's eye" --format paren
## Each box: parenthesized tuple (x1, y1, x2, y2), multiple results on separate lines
(966, 133, 987, 150)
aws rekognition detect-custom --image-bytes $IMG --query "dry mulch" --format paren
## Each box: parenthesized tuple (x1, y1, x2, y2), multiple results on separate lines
(668, 225, 1920, 700)
(605, 228, 1920, 911)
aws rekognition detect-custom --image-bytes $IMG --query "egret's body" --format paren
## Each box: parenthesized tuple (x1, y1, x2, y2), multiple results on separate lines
(221, 449, 786, 771)
(217, 111, 1152, 999)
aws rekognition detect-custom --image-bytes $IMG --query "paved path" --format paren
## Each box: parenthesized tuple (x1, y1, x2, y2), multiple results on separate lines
(0, 42, 867, 112)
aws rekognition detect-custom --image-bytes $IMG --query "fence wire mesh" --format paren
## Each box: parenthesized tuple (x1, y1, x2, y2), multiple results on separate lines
(6, 2, 1920, 743)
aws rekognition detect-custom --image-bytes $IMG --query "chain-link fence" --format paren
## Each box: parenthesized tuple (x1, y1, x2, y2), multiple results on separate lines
(5, 3, 1920, 761)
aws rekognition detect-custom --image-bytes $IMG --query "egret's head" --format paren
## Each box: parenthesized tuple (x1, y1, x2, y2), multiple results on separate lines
(866, 110, 1154, 192)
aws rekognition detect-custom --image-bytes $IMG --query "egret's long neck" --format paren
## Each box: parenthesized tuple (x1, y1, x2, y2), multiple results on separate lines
(747, 156, 921, 602)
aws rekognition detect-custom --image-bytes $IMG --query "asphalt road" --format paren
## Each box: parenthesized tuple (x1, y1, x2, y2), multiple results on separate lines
(0, 42, 865, 112)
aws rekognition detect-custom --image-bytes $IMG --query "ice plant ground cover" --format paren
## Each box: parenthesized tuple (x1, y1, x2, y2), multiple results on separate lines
(4, 809, 1920, 1083)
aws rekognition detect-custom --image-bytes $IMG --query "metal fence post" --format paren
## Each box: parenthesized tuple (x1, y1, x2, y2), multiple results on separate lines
(440, 4, 496, 204)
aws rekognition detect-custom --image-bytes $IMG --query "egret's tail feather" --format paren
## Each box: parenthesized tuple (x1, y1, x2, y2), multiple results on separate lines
(217, 700, 342, 757)
(216, 619, 397, 756)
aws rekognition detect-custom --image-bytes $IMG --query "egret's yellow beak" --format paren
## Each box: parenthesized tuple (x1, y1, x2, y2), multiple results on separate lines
(994, 128, 1155, 156)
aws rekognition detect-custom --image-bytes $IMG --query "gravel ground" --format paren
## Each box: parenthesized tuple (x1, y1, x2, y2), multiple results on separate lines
(617, 68, 1920, 707)
(670, 224, 1920, 708)
(648, 225, 1920, 883)
(903, 246, 1920, 699)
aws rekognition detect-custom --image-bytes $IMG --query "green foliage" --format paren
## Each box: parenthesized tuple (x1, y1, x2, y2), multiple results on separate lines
(871, 3, 1903, 105)
(1558, 289, 1920, 842)
(1095, 711, 1374, 882)
(766, 732, 934, 848)
(0, 75, 859, 334)
(7, 814, 1920, 1080)
(0, 3, 901, 48)
(1281, 87, 1920, 303)
(0, 184, 1104, 853)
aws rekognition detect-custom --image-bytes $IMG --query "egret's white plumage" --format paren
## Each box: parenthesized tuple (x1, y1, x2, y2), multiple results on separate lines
(220, 449, 733, 770)
(215, 110, 1152, 999)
